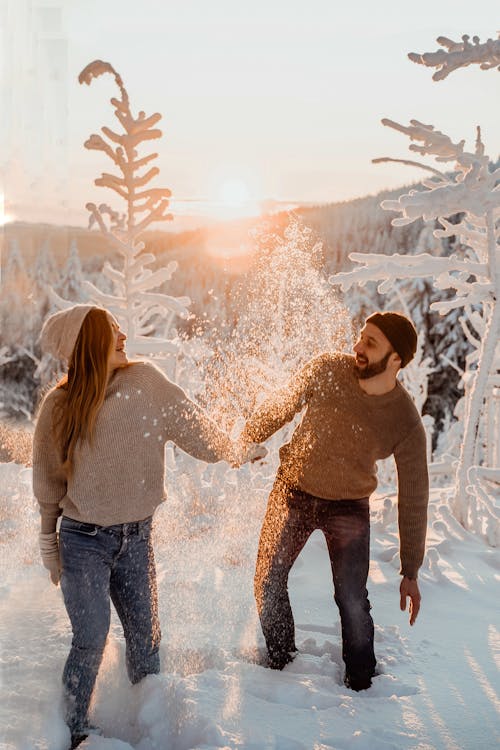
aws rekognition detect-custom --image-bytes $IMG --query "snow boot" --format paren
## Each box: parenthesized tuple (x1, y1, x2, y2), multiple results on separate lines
(343, 672, 373, 691)
(265, 649, 297, 670)
(69, 725, 102, 749)
(70, 733, 88, 749)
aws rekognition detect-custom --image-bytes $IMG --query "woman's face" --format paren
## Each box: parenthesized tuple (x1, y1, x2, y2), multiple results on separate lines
(106, 314, 128, 371)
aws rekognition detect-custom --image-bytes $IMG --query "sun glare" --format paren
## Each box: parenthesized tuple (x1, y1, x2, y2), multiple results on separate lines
(0, 193, 14, 226)
(0, 194, 7, 226)
(219, 178, 251, 207)
(210, 178, 262, 222)
(199, 178, 262, 264)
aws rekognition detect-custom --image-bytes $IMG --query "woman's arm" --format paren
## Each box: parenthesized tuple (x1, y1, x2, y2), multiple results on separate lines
(32, 393, 67, 534)
(164, 381, 237, 463)
(32, 392, 67, 586)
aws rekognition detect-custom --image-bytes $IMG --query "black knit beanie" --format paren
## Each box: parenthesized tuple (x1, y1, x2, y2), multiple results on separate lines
(366, 312, 417, 368)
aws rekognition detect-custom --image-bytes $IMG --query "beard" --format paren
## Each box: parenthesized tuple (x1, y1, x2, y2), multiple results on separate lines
(354, 350, 392, 380)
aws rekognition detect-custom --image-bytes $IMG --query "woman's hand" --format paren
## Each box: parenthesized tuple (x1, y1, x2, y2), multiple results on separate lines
(39, 532, 61, 586)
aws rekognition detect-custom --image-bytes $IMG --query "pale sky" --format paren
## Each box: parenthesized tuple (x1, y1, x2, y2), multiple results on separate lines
(1, 0, 499, 228)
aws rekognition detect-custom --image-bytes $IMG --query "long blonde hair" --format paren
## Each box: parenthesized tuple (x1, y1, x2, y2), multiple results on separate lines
(54, 308, 113, 472)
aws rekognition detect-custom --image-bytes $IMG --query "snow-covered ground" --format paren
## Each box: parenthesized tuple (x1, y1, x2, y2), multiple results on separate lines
(1, 454, 499, 750)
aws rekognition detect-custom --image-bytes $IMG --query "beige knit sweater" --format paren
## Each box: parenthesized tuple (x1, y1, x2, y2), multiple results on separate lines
(241, 353, 429, 579)
(33, 362, 232, 533)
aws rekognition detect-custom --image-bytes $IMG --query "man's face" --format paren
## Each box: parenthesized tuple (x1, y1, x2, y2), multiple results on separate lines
(353, 323, 395, 380)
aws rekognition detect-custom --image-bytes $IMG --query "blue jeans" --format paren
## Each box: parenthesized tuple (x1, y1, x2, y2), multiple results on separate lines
(254, 479, 376, 681)
(59, 516, 161, 735)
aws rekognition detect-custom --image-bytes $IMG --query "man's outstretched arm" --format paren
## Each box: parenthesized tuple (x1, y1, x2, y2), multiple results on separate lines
(240, 357, 320, 445)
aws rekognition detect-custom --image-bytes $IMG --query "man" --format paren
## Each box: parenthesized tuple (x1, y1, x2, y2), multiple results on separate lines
(239, 312, 429, 691)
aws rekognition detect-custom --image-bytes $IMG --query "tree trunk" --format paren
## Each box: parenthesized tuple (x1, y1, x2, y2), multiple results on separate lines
(454, 307, 499, 525)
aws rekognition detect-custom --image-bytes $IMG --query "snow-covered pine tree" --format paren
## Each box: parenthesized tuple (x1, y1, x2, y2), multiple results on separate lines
(1, 242, 39, 353)
(32, 239, 58, 291)
(329, 33, 500, 542)
(4, 239, 26, 280)
(0, 235, 47, 415)
(57, 239, 87, 303)
(74, 60, 190, 371)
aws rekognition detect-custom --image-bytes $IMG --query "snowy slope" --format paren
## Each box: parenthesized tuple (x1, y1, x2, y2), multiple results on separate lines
(0, 457, 499, 750)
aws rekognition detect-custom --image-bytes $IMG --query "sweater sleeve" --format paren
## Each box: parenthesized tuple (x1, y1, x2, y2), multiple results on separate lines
(393, 419, 429, 579)
(161, 378, 233, 463)
(240, 356, 323, 445)
(32, 392, 67, 534)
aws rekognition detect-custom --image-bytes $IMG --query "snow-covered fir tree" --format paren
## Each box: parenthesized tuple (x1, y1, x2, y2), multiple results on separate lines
(57, 239, 87, 302)
(32, 240, 58, 292)
(4, 239, 26, 280)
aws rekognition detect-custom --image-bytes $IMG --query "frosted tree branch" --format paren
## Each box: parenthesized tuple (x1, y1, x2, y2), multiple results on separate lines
(377, 122, 500, 223)
(460, 316, 482, 350)
(408, 34, 500, 81)
(372, 156, 447, 179)
(330, 252, 488, 294)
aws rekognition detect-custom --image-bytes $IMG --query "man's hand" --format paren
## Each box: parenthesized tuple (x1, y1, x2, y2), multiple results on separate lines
(400, 576, 421, 625)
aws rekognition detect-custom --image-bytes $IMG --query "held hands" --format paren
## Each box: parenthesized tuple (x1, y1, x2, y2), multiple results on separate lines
(231, 438, 267, 468)
(400, 576, 421, 625)
(39, 532, 61, 586)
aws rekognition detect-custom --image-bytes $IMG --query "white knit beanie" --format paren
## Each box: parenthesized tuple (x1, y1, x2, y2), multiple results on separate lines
(40, 304, 99, 362)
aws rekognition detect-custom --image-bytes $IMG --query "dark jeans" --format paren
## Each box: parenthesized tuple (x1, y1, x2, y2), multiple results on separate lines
(59, 516, 161, 735)
(254, 480, 376, 681)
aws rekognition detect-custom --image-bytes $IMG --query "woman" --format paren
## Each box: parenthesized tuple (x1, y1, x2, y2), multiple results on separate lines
(33, 304, 260, 749)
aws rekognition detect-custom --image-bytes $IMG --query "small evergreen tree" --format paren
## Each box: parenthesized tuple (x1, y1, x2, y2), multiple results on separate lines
(66, 61, 278, 518)
(50, 60, 190, 374)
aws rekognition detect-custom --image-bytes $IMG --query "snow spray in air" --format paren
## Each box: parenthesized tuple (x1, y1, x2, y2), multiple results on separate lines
(152, 217, 352, 668)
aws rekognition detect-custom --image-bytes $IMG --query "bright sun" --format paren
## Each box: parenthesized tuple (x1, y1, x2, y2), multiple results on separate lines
(199, 174, 263, 263)
(218, 178, 251, 207)
(0, 194, 8, 226)
(202, 178, 262, 264)
(211, 178, 261, 221)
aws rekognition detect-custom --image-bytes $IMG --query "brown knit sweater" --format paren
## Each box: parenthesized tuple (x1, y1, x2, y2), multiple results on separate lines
(33, 362, 232, 533)
(241, 353, 429, 579)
